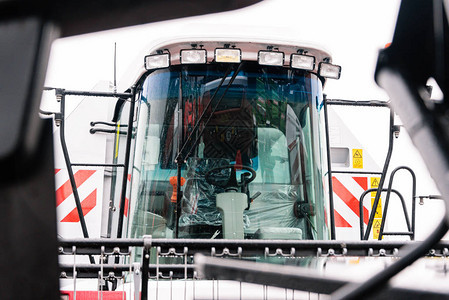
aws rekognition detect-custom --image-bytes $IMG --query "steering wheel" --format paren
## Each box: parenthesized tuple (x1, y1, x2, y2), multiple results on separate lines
(205, 164, 256, 191)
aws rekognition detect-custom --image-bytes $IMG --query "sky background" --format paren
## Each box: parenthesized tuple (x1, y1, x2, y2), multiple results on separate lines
(43, 0, 401, 99)
(41, 0, 445, 238)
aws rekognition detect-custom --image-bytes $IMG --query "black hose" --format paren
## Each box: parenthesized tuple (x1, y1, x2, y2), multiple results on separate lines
(332, 216, 449, 299)
(363, 109, 395, 240)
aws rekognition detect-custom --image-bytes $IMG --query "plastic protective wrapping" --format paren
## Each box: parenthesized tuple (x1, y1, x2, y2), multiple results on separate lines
(245, 185, 303, 239)
(179, 158, 230, 227)
(179, 158, 305, 239)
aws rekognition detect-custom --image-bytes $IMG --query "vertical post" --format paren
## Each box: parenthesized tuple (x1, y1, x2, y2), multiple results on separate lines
(113, 42, 117, 93)
(323, 96, 336, 240)
(141, 248, 150, 300)
(141, 236, 152, 300)
(117, 86, 136, 238)
(175, 71, 184, 238)
(359, 190, 370, 240)
(175, 161, 183, 238)
(411, 191, 416, 241)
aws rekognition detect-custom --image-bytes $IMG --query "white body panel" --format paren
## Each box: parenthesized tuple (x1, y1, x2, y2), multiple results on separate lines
(328, 105, 443, 241)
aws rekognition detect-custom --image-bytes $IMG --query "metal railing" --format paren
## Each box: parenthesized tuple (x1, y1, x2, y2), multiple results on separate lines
(58, 237, 449, 299)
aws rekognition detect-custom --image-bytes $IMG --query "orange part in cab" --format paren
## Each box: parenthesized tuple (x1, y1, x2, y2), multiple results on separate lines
(169, 176, 186, 203)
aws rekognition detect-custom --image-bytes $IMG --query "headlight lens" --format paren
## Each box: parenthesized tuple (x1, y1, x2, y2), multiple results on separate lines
(258, 50, 284, 66)
(144, 53, 170, 70)
(319, 62, 341, 79)
(215, 48, 241, 63)
(180, 49, 207, 64)
(291, 54, 315, 71)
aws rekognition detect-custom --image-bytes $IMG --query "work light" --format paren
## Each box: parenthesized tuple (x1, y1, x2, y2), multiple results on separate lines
(290, 54, 315, 71)
(180, 49, 207, 64)
(258, 50, 284, 66)
(318, 62, 341, 79)
(215, 48, 241, 63)
(144, 53, 170, 70)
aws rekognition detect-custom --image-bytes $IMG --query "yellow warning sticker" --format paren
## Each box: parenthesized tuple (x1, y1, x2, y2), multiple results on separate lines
(352, 149, 363, 169)
(373, 219, 382, 240)
(370, 177, 381, 198)
(370, 177, 383, 239)
(371, 197, 382, 218)
(370, 177, 383, 221)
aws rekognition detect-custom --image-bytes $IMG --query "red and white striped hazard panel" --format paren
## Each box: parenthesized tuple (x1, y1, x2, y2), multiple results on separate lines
(332, 175, 370, 240)
(55, 168, 104, 238)
(55, 169, 97, 222)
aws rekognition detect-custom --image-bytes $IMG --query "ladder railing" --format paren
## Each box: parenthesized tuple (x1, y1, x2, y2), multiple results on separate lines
(359, 166, 416, 240)
(379, 166, 416, 240)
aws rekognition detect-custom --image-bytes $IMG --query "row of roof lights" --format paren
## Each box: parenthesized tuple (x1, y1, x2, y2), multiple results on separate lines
(144, 48, 341, 79)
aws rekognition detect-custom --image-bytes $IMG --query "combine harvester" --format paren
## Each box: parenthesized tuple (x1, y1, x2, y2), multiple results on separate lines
(47, 5, 449, 298)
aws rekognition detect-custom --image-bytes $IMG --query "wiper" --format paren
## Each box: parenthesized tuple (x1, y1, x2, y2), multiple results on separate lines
(174, 66, 232, 163)
(173, 62, 244, 238)
(175, 62, 244, 163)
(184, 62, 245, 159)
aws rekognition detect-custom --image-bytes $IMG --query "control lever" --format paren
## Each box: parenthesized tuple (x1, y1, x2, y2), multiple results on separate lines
(240, 173, 261, 210)
(250, 191, 261, 201)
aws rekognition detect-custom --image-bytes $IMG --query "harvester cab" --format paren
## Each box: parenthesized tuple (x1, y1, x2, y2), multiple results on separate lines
(112, 40, 341, 243)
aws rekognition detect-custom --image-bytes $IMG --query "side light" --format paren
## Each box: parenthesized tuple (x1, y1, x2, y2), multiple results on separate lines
(291, 54, 315, 71)
(319, 62, 341, 79)
(215, 48, 241, 63)
(180, 49, 207, 64)
(144, 53, 170, 70)
(258, 50, 284, 66)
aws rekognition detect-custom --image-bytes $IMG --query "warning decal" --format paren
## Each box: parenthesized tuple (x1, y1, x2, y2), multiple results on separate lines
(370, 177, 382, 239)
(55, 168, 105, 239)
(370, 177, 382, 218)
(56, 169, 97, 222)
(352, 149, 363, 169)
(373, 219, 382, 240)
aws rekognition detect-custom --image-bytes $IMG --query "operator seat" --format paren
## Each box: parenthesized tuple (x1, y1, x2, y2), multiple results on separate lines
(178, 158, 230, 238)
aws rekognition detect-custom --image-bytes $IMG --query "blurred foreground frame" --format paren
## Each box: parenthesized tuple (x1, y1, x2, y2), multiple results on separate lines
(0, 0, 261, 299)
(197, 1, 449, 299)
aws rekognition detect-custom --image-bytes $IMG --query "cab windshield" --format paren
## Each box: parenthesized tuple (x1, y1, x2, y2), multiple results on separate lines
(129, 62, 330, 240)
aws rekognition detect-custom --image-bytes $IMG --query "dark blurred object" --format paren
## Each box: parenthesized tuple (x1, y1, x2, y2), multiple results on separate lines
(0, 0, 260, 298)
(332, 1, 449, 299)
(375, 1, 449, 219)
(0, 18, 60, 299)
(0, 0, 262, 37)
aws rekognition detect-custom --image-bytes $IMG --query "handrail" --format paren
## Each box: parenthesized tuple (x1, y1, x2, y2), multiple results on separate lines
(379, 166, 416, 240)
(53, 87, 134, 247)
(359, 188, 411, 240)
